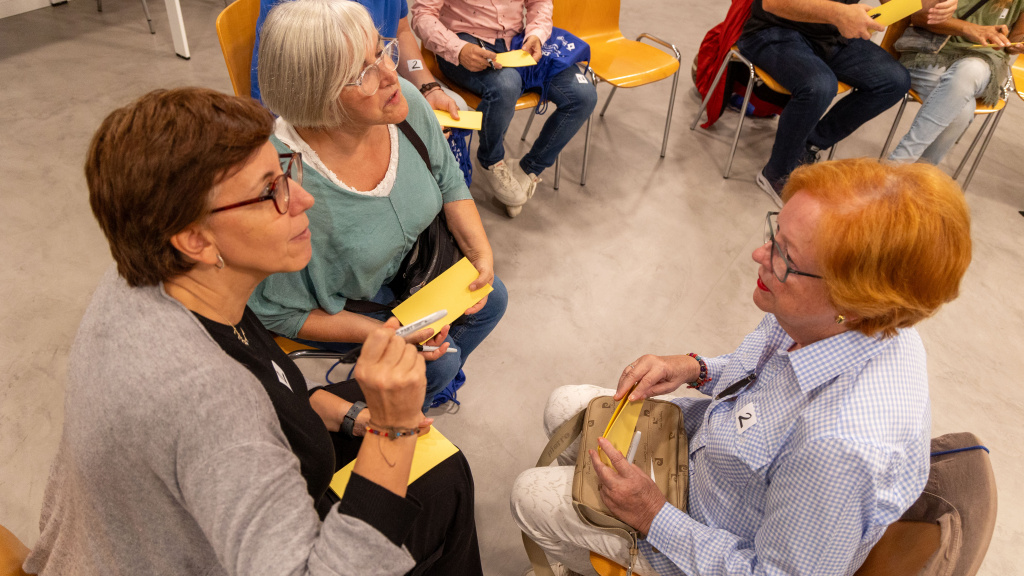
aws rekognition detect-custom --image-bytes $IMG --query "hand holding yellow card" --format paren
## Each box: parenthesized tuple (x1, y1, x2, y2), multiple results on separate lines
(495, 50, 537, 67)
(392, 258, 493, 341)
(434, 110, 483, 131)
(866, 0, 923, 27)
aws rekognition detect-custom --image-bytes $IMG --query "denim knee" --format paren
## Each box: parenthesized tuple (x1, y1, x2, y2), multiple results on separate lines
(793, 73, 839, 113)
(951, 58, 991, 95)
(425, 345, 461, 398)
(481, 69, 524, 107)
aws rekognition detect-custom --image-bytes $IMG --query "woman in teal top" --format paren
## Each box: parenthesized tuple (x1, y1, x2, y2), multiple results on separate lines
(889, 0, 1024, 163)
(249, 0, 506, 410)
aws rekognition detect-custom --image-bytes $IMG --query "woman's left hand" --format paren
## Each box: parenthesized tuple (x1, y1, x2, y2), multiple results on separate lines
(924, 0, 957, 25)
(425, 88, 460, 119)
(464, 256, 494, 315)
(590, 437, 666, 536)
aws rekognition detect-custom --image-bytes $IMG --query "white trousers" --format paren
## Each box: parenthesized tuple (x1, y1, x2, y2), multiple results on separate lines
(510, 385, 663, 576)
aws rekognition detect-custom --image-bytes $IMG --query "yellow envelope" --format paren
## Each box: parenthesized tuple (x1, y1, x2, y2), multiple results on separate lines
(330, 426, 460, 498)
(434, 110, 483, 131)
(598, 383, 645, 466)
(495, 49, 537, 67)
(392, 257, 493, 341)
(867, 0, 922, 26)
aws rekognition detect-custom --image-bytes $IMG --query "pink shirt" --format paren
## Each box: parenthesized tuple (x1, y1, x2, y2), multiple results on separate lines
(411, 0, 553, 66)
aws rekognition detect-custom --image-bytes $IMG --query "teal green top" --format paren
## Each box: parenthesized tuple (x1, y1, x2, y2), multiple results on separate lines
(249, 78, 472, 337)
(900, 0, 1024, 105)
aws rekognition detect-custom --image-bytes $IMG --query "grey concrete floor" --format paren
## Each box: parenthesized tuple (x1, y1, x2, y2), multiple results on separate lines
(1, 0, 1022, 573)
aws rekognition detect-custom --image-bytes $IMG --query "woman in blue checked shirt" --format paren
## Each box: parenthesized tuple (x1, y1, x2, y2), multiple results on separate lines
(512, 158, 972, 576)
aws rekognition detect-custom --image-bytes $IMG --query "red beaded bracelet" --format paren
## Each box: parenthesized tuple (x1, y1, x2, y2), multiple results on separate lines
(687, 353, 712, 389)
(365, 423, 420, 439)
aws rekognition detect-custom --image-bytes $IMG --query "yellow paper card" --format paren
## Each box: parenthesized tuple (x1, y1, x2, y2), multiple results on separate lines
(495, 50, 537, 67)
(599, 384, 645, 466)
(434, 110, 483, 131)
(867, 0, 922, 26)
(330, 426, 460, 498)
(392, 257, 493, 341)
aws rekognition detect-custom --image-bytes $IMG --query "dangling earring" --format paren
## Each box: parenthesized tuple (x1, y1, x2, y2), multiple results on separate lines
(216, 254, 225, 270)
(835, 315, 845, 325)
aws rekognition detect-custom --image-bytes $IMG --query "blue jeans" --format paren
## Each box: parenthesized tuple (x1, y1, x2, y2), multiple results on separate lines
(437, 34, 597, 176)
(297, 276, 508, 411)
(737, 27, 910, 183)
(888, 58, 990, 164)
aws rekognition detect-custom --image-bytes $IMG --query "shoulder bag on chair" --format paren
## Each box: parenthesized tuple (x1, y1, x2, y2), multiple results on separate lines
(895, 0, 994, 54)
(522, 395, 688, 576)
(342, 120, 464, 316)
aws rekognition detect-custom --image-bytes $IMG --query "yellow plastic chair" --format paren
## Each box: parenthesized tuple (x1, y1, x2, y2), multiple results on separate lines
(589, 551, 644, 576)
(877, 18, 1012, 192)
(0, 524, 30, 576)
(215, 0, 261, 98)
(553, 0, 680, 162)
(422, 49, 591, 189)
(691, 46, 852, 178)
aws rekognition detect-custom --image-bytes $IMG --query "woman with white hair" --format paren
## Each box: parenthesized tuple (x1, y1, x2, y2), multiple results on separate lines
(250, 0, 507, 412)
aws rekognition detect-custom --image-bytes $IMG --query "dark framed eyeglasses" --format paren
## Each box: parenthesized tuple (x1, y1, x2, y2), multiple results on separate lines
(763, 211, 823, 283)
(211, 153, 302, 215)
(345, 37, 399, 96)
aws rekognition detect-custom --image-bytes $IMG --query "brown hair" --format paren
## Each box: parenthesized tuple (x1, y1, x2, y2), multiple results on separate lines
(783, 159, 972, 338)
(86, 88, 274, 286)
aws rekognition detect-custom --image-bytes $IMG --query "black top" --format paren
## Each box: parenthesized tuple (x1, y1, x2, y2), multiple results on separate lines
(195, 307, 420, 544)
(742, 0, 860, 49)
(194, 307, 335, 506)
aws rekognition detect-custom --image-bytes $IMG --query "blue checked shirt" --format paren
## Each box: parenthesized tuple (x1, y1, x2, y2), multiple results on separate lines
(641, 314, 931, 576)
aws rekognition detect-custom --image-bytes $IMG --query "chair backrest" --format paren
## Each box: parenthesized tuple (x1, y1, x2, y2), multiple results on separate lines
(552, 0, 622, 42)
(0, 524, 30, 576)
(878, 17, 912, 59)
(855, 432, 997, 576)
(215, 0, 262, 97)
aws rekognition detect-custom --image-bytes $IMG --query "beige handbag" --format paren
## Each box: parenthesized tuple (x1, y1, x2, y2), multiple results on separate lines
(522, 395, 688, 576)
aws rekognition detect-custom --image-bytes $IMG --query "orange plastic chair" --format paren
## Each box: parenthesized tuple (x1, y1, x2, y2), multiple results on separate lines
(691, 46, 852, 179)
(877, 18, 1012, 192)
(0, 524, 30, 576)
(215, 0, 261, 98)
(422, 48, 590, 189)
(553, 0, 681, 160)
(589, 551, 644, 576)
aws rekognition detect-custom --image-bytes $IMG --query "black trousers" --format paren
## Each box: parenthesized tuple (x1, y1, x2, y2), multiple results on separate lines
(318, 380, 483, 576)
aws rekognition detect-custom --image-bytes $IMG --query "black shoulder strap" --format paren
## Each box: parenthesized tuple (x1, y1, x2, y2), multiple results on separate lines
(963, 0, 995, 20)
(397, 120, 432, 173)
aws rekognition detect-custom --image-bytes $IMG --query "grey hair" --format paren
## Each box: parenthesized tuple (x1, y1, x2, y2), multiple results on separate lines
(258, 0, 377, 129)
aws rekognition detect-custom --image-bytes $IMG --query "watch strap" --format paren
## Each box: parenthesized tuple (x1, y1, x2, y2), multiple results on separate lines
(341, 400, 367, 437)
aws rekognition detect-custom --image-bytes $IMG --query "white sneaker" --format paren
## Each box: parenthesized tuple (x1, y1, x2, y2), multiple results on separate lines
(756, 169, 784, 208)
(510, 159, 540, 200)
(481, 159, 528, 217)
(522, 563, 583, 576)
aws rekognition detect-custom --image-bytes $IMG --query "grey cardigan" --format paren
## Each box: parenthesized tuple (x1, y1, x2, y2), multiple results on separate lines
(24, 266, 416, 575)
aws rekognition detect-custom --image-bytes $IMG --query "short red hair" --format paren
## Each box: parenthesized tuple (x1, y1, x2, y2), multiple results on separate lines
(782, 159, 972, 338)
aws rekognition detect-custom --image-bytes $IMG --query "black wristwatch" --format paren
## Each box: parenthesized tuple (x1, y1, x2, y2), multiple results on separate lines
(419, 81, 441, 95)
(341, 400, 367, 437)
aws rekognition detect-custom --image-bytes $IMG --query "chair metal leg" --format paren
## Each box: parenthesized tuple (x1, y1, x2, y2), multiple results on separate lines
(961, 107, 1004, 192)
(880, 96, 910, 160)
(953, 114, 993, 179)
(600, 86, 617, 117)
(660, 66, 680, 158)
(579, 67, 596, 186)
(96, 0, 102, 11)
(521, 106, 538, 141)
(140, 0, 155, 34)
(691, 49, 734, 131)
(554, 155, 561, 190)
(827, 144, 838, 160)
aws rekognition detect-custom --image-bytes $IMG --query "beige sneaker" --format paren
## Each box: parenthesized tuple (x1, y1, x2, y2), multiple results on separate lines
(510, 159, 540, 200)
(481, 159, 528, 217)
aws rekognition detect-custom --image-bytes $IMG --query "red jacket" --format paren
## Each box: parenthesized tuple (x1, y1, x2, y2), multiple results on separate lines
(695, 0, 754, 129)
